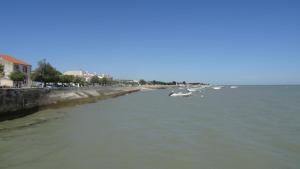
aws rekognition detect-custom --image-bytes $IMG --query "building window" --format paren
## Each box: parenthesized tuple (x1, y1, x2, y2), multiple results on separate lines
(23, 66, 28, 73)
(14, 65, 19, 71)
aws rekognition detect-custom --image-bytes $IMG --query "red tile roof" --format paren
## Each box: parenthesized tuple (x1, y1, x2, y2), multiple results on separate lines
(0, 54, 31, 66)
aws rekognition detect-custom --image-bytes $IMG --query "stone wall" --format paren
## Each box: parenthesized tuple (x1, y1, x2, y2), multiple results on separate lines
(0, 87, 140, 121)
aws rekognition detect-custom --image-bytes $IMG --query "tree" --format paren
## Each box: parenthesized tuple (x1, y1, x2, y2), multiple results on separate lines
(9, 71, 26, 88)
(139, 79, 147, 85)
(0, 64, 4, 78)
(73, 76, 85, 87)
(183, 81, 186, 85)
(100, 77, 109, 86)
(31, 59, 61, 87)
(59, 75, 74, 86)
(90, 75, 99, 86)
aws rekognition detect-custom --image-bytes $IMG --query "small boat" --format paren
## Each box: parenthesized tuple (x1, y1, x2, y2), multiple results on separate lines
(187, 87, 204, 92)
(187, 88, 197, 92)
(230, 86, 238, 89)
(212, 86, 223, 90)
(169, 91, 192, 97)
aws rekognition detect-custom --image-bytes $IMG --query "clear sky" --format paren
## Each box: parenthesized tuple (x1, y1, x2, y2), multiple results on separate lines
(1, 0, 299, 84)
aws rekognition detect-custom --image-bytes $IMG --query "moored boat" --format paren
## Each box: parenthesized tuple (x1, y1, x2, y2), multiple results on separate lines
(212, 86, 223, 90)
(169, 91, 192, 97)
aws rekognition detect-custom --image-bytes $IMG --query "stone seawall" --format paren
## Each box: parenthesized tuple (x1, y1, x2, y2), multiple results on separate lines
(0, 87, 140, 121)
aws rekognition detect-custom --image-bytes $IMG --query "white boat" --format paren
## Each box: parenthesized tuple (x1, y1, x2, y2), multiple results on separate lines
(212, 86, 223, 90)
(169, 91, 192, 97)
(230, 86, 238, 89)
(187, 87, 204, 92)
(187, 88, 197, 92)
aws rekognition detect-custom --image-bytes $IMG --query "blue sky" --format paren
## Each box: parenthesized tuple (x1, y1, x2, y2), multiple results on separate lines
(1, 0, 299, 84)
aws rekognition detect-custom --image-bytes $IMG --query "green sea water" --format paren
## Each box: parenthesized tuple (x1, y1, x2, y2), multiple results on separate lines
(1, 86, 300, 169)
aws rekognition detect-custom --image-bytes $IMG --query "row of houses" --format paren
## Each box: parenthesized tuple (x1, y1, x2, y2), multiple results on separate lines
(0, 54, 112, 88)
(63, 70, 113, 82)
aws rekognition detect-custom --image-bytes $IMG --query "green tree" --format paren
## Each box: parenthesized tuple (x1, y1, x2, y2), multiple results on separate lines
(139, 79, 147, 85)
(99, 77, 109, 86)
(0, 64, 4, 78)
(31, 59, 61, 87)
(59, 75, 74, 86)
(9, 71, 26, 88)
(73, 76, 85, 87)
(151, 80, 157, 85)
(90, 75, 99, 86)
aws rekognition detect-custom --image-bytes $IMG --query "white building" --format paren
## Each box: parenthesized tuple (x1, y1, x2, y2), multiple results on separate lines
(63, 70, 113, 82)
(63, 70, 85, 77)
(63, 70, 96, 82)
(98, 74, 113, 80)
(0, 55, 32, 88)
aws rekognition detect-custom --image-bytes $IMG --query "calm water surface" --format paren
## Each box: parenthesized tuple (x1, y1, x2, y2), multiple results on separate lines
(1, 86, 300, 169)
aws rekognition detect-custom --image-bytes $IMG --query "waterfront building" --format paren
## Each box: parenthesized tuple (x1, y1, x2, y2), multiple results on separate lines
(0, 54, 32, 87)
(63, 70, 85, 77)
(98, 74, 113, 80)
(63, 70, 113, 82)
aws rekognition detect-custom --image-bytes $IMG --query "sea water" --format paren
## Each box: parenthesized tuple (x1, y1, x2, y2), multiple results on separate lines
(0, 86, 300, 169)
